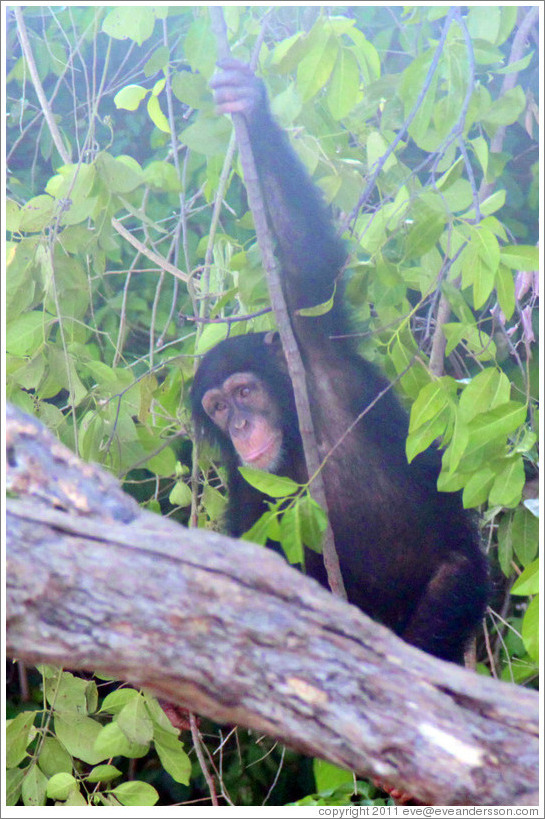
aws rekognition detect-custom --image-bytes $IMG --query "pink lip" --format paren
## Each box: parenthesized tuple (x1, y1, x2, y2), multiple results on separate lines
(243, 432, 281, 467)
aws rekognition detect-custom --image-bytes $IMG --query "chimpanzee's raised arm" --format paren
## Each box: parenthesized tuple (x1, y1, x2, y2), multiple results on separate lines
(210, 60, 347, 313)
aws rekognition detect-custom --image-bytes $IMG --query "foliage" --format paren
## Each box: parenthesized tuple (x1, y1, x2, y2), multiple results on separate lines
(6, 4, 539, 806)
(5, 667, 189, 806)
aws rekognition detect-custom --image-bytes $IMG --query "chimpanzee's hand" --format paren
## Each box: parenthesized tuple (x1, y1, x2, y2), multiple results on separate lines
(210, 59, 266, 119)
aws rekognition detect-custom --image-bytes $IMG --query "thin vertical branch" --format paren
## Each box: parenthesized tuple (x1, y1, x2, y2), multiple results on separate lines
(189, 713, 219, 806)
(14, 7, 72, 164)
(209, 8, 346, 600)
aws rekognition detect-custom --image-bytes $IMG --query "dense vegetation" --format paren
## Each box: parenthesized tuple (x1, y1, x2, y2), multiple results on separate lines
(6, 5, 539, 807)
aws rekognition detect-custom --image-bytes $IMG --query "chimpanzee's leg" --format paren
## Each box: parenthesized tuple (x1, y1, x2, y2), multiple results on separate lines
(402, 553, 488, 664)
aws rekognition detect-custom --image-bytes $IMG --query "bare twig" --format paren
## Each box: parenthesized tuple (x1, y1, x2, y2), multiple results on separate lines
(190, 713, 219, 806)
(111, 218, 190, 282)
(14, 7, 72, 164)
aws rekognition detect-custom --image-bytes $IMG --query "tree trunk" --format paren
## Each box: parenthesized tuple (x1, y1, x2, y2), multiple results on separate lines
(6, 405, 539, 806)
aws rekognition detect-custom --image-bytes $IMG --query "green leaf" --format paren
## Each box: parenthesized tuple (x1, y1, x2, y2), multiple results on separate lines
(389, 336, 430, 399)
(481, 86, 526, 127)
(54, 714, 107, 766)
(497, 514, 514, 577)
(44, 670, 98, 715)
(46, 162, 96, 201)
(442, 417, 469, 475)
(327, 49, 361, 119)
(116, 696, 154, 746)
(297, 29, 338, 102)
(154, 727, 191, 785)
(488, 455, 525, 509)
(185, 16, 217, 78)
(6, 310, 50, 355)
(495, 6, 518, 46)
(500, 657, 537, 685)
(143, 159, 183, 191)
(436, 468, 464, 494)
(147, 94, 170, 133)
(18, 194, 56, 231)
(511, 509, 539, 566)
(466, 402, 527, 444)
(93, 721, 149, 760)
(442, 322, 497, 362)
(46, 772, 78, 801)
(241, 508, 280, 545)
(461, 464, 496, 507)
(405, 198, 446, 258)
(100, 687, 140, 715)
(171, 71, 209, 108)
(279, 505, 305, 565)
(144, 45, 170, 77)
(201, 484, 227, 521)
(500, 245, 539, 271)
(143, 693, 180, 734)
(169, 480, 192, 507)
(6, 711, 36, 768)
(58, 789, 88, 806)
(6, 198, 21, 231)
(96, 152, 143, 193)
(298, 494, 327, 553)
(399, 50, 434, 131)
(6, 768, 25, 806)
(313, 758, 353, 792)
(61, 195, 98, 227)
(460, 228, 500, 309)
(346, 27, 380, 80)
(86, 764, 123, 784)
(366, 132, 396, 174)
(471, 136, 488, 176)
(473, 226, 502, 272)
(511, 560, 539, 596)
(102, 7, 155, 46)
(111, 780, 159, 807)
(458, 369, 511, 422)
(114, 84, 148, 111)
(239, 467, 300, 498)
(521, 595, 539, 662)
(271, 31, 304, 69)
(408, 379, 456, 432)
(467, 6, 501, 42)
(495, 265, 515, 321)
(271, 82, 303, 126)
(441, 179, 473, 213)
(22, 764, 48, 807)
(38, 736, 73, 777)
(463, 189, 506, 221)
(180, 115, 232, 157)
(297, 283, 336, 317)
(495, 52, 534, 75)
(406, 409, 449, 463)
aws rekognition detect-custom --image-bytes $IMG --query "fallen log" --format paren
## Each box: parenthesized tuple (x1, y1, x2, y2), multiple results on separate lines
(6, 405, 539, 805)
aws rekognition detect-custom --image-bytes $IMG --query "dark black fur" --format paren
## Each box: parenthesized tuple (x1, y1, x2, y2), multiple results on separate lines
(191, 62, 488, 664)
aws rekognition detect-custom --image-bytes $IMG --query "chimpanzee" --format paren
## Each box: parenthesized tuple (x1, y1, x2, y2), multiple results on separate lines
(191, 60, 488, 665)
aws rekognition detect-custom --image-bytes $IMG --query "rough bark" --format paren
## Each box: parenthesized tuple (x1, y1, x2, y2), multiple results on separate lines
(5, 405, 539, 806)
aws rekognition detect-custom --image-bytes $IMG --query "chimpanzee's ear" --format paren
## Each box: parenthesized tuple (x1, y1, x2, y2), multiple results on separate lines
(264, 330, 280, 346)
(263, 330, 288, 374)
